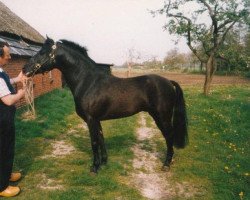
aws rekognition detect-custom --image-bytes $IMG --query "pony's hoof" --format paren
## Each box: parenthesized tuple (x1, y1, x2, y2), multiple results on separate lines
(161, 165, 170, 172)
(90, 171, 97, 176)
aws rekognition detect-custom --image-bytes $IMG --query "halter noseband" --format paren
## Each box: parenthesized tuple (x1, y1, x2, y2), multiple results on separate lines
(32, 43, 57, 77)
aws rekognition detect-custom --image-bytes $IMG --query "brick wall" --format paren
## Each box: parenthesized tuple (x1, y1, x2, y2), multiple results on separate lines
(2, 57, 62, 107)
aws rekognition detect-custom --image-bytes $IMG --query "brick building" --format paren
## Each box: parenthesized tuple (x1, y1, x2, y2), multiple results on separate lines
(0, 1, 61, 107)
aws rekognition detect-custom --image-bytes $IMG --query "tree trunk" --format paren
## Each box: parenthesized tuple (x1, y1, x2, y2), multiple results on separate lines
(204, 54, 217, 95)
(200, 61, 204, 72)
(127, 64, 131, 77)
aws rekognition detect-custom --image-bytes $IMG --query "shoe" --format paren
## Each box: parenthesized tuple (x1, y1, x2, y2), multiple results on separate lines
(0, 186, 20, 197)
(9, 172, 21, 182)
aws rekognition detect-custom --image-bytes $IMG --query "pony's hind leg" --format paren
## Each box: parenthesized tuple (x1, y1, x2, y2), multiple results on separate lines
(163, 125, 174, 170)
(150, 112, 174, 171)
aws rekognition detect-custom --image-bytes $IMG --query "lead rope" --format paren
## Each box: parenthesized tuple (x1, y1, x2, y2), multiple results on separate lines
(24, 78, 36, 119)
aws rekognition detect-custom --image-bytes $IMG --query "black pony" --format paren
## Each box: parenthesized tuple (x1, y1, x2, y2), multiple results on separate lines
(23, 37, 188, 173)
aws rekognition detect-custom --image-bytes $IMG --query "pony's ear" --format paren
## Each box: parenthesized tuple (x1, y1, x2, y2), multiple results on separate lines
(45, 35, 54, 44)
(46, 35, 51, 40)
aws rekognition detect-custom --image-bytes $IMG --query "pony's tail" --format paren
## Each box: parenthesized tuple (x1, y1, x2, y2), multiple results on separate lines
(171, 80, 188, 149)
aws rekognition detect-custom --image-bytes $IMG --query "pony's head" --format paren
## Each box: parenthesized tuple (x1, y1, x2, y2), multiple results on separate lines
(23, 36, 57, 77)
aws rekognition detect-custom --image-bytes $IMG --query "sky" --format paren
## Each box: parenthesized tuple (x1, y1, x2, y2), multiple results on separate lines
(1, 0, 191, 65)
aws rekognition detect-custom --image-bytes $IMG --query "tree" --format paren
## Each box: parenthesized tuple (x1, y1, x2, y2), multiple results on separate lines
(244, 31, 250, 68)
(142, 56, 162, 69)
(185, 52, 204, 71)
(217, 27, 248, 72)
(126, 48, 141, 77)
(154, 0, 249, 95)
(163, 48, 187, 70)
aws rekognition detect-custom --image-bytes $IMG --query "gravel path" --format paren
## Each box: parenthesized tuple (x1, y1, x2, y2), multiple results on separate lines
(130, 113, 198, 200)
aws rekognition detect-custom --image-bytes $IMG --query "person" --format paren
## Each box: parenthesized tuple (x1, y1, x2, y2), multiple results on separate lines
(0, 41, 27, 197)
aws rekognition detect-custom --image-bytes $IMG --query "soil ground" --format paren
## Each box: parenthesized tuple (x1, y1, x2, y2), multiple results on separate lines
(112, 69, 250, 86)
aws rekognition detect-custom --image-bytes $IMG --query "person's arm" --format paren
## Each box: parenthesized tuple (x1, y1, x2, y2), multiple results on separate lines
(10, 77, 18, 84)
(0, 71, 27, 105)
(1, 89, 25, 106)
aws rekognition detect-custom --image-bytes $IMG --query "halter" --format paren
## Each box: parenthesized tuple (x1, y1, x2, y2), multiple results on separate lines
(31, 43, 57, 77)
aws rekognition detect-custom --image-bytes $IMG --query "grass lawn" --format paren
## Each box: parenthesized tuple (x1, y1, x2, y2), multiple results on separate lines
(12, 85, 249, 199)
(152, 85, 250, 200)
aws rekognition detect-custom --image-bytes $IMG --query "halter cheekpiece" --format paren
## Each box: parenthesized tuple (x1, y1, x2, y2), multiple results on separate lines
(32, 43, 57, 76)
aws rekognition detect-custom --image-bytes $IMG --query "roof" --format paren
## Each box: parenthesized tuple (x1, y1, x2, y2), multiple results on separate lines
(96, 63, 113, 74)
(96, 63, 114, 67)
(0, 35, 41, 57)
(0, 1, 45, 44)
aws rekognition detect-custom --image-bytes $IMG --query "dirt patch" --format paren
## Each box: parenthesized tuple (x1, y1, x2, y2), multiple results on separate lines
(130, 113, 198, 199)
(37, 173, 64, 190)
(51, 141, 75, 157)
(77, 122, 88, 130)
(41, 140, 76, 159)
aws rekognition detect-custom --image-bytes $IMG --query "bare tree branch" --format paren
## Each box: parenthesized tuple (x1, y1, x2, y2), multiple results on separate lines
(218, 19, 234, 30)
(198, 0, 214, 16)
(199, 0, 219, 48)
(217, 21, 237, 48)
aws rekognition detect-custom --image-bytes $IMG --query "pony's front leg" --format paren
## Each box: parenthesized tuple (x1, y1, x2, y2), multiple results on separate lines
(97, 122, 108, 164)
(87, 119, 101, 173)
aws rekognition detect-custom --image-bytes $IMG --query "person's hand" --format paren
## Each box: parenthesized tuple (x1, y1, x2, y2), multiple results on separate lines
(16, 71, 28, 82)
(22, 79, 27, 89)
(21, 73, 28, 82)
(17, 89, 25, 98)
(16, 71, 23, 82)
(19, 71, 28, 89)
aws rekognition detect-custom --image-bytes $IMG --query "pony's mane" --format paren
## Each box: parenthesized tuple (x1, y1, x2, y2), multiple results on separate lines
(59, 39, 111, 75)
(60, 39, 89, 57)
